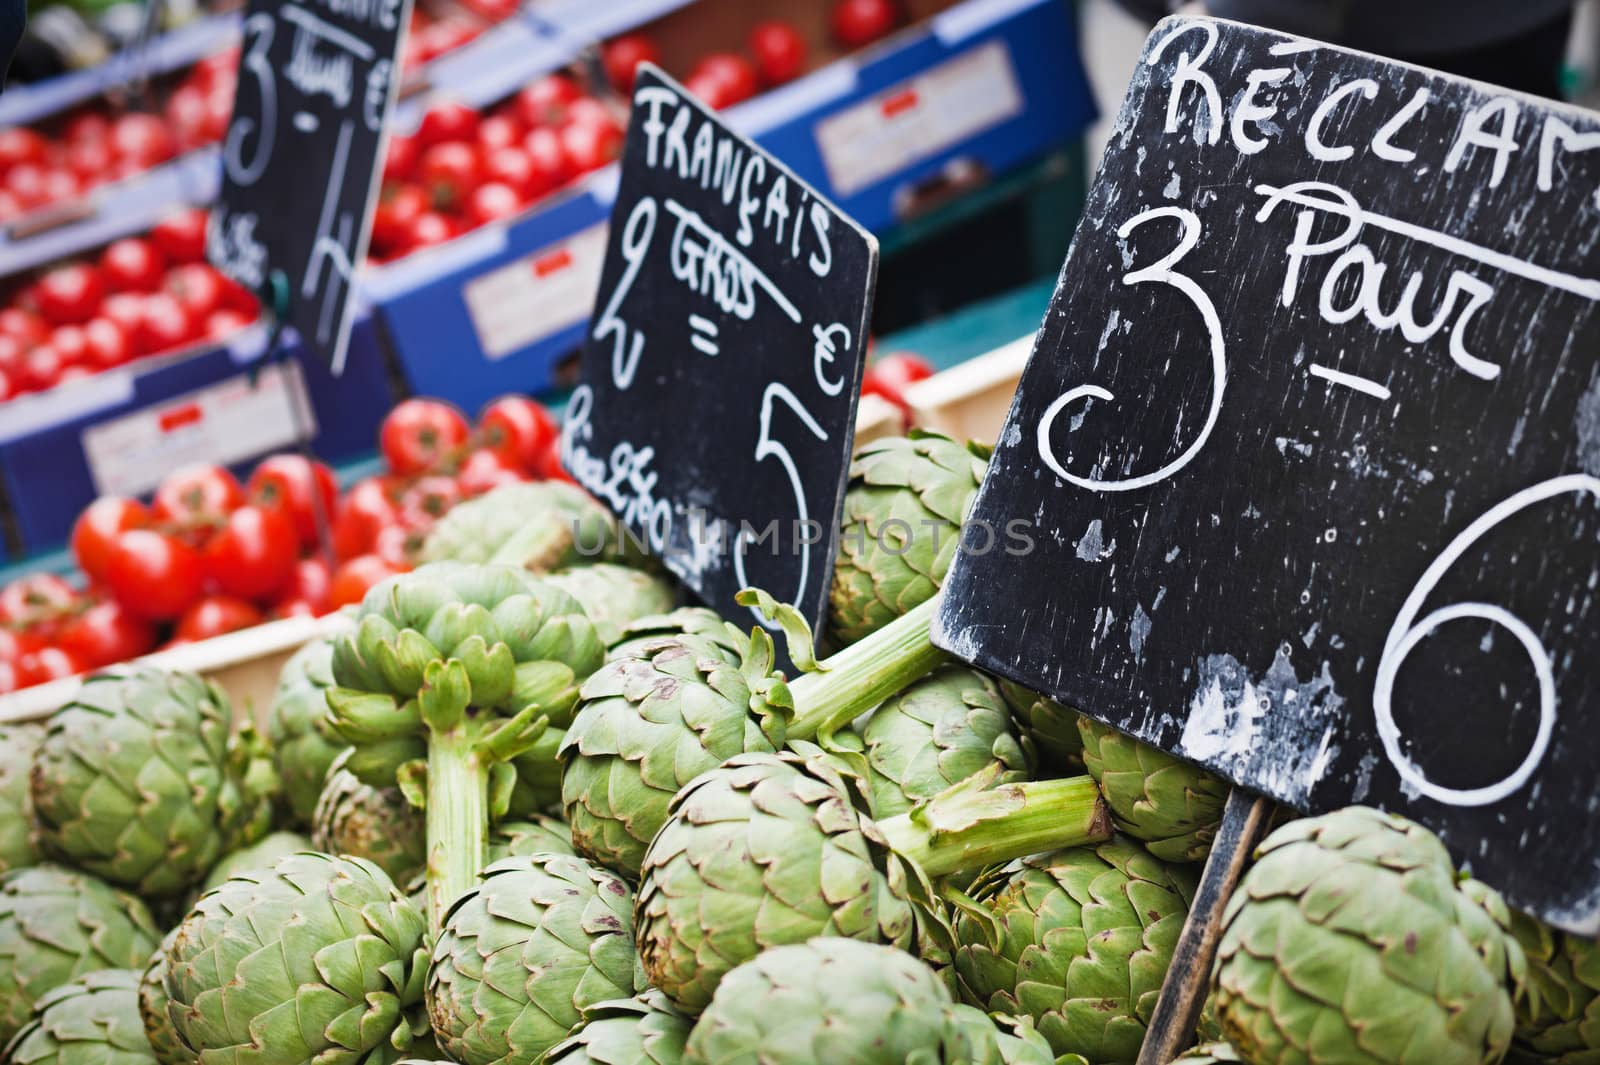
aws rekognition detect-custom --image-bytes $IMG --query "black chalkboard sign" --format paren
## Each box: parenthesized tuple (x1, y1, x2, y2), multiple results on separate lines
(933, 17, 1600, 933)
(562, 66, 877, 640)
(207, 0, 410, 373)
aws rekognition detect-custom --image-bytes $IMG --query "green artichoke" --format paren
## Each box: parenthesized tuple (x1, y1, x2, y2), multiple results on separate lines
(427, 855, 641, 1065)
(953, 838, 1197, 1063)
(488, 816, 574, 860)
(606, 608, 742, 662)
(543, 992, 691, 1065)
(1211, 807, 1520, 1065)
(547, 563, 679, 646)
(682, 938, 955, 1064)
(939, 1005, 1059, 1065)
(30, 668, 275, 899)
(324, 561, 605, 924)
(313, 750, 427, 884)
(266, 637, 347, 828)
(1507, 908, 1600, 1063)
(3, 968, 156, 1065)
(636, 747, 1110, 1015)
(854, 665, 1033, 819)
(421, 482, 622, 571)
(163, 851, 428, 1065)
(0, 721, 43, 874)
(0, 865, 161, 1046)
(198, 830, 311, 894)
(561, 590, 947, 878)
(1078, 717, 1228, 863)
(138, 931, 189, 1065)
(1174, 1045, 1244, 1063)
(998, 679, 1084, 775)
(828, 432, 988, 646)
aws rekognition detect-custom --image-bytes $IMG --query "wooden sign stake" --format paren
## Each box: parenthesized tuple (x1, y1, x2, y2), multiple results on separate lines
(1136, 789, 1272, 1065)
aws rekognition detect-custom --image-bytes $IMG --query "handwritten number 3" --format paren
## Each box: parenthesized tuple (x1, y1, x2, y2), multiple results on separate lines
(225, 13, 276, 188)
(1038, 206, 1227, 491)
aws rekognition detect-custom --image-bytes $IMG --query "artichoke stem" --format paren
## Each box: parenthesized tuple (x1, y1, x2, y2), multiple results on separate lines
(786, 599, 946, 741)
(425, 717, 490, 932)
(876, 774, 1112, 879)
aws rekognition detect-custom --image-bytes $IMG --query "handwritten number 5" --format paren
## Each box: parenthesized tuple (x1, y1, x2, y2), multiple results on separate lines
(1038, 206, 1226, 492)
(734, 384, 828, 624)
(225, 13, 276, 187)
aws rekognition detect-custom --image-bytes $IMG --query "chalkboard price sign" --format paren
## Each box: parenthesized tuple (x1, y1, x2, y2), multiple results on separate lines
(562, 66, 878, 641)
(934, 17, 1600, 932)
(207, 0, 411, 373)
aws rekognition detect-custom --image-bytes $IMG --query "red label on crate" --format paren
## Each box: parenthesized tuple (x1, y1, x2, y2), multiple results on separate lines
(159, 404, 203, 433)
(533, 249, 574, 278)
(881, 90, 920, 118)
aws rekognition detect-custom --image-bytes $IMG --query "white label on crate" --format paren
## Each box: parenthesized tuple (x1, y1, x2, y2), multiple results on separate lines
(462, 223, 610, 360)
(81, 362, 316, 497)
(813, 40, 1024, 199)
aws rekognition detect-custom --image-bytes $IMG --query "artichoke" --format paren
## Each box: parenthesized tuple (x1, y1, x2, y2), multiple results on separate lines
(0, 865, 161, 1046)
(427, 855, 641, 1065)
(953, 838, 1197, 1064)
(854, 665, 1033, 819)
(163, 851, 428, 1065)
(266, 637, 347, 828)
(1506, 908, 1599, 1063)
(998, 679, 1084, 775)
(3, 968, 156, 1065)
(0, 721, 43, 874)
(30, 668, 275, 899)
(313, 750, 427, 884)
(1078, 717, 1228, 863)
(324, 561, 605, 924)
(1211, 807, 1520, 1065)
(198, 830, 311, 894)
(1174, 1045, 1244, 1063)
(939, 1005, 1059, 1065)
(543, 992, 691, 1065)
(561, 589, 947, 878)
(421, 482, 623, 571)
(829, 432, 988, 646)
(547, 563, 679, 646)
(682, 938, 955, 1064)
(138, 931, 189, 1065)
(489, 816, 574, 860)
(636, 747, 1110, 1014)
(606, 608, 742, 662)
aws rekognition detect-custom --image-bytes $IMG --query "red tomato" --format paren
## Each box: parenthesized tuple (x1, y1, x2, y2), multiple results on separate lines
(522, 128, 573, 193)
(165, 84, 211, 149)
(63, 112, 110, 144)
(0, 627, 29, 662)
(163, 263, 227, 320)
(398, 474, 462, 528)
(0, 367, 13, 401)
(830, 0, 899, 47)
(150, 208, 209, 263)
(65, 138, 114, 183)
(860, 371, 912, 425)
(33, 263, 106, 325)
(99, 293, 148, 350)
(0, 573, 78, 632)
(515, 75, 583, 129)
(561, 117, 624, 173)
(247, 453, 339, 549)
(109, 113, 177, 167)
(407, 211, 460, 250)
(383, 133, 421, 183)
(332, 476, 399, 560)
(0, 308, 48, 345)
(99, 237, 166, 293)
(0, 128, 47, 171)
(373, 183, 429, 253)
(417, 101, 480, 146)
(750, 21, 808, 86)
(330, 555, 403, 609)
(476, 114, 524, 153)
(136, 292, 198, 353)
(274, 557, 332, 616)
(15, 646, 86, 688)
(602, 34, 660, 94)
(0, 334, 22, 375)
(477, 394, 556, 471)
(533, 437, 575, 484)
(689, 54, 759, 106)
(203, 505, 299, 601)
(153, 463, 244, 528)
(466, 182, 523, 227)
(374, 523, 429, 569)
(381, 398, 470, 475)
(174, 595, 265, 642)
(216, 271, 258, 314)
(872, 351, 935, 392)
(684, 72, 742, 111)
(18, 345, 64, 392)
(481, 147, 536, 198)
(82, 318, 134, 369)
(106, 530, 204, 620)
(456, 446, 526, 497)
(48, 325, 88, 367)
(58, 600, 157, 667)
(419, 141, 482, 211)
(72, 496, 150, 582)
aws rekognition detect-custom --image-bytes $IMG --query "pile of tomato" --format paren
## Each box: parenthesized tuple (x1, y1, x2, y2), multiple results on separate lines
(0, 393, 562, 695)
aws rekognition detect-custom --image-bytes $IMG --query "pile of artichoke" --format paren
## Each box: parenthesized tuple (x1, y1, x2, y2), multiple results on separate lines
(0, 433, 1571, 1065)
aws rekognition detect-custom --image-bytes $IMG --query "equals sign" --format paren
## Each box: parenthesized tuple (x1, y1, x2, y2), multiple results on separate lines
(689, 314, 719, 356)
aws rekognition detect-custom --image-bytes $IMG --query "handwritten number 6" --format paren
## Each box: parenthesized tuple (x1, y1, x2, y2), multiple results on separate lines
(734, 383, 827, 625)
(1037, 206, 1226, 492)
(225, 13, 276, 188)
